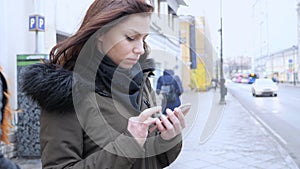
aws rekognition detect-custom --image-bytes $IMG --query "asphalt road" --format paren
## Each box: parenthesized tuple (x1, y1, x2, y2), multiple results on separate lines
(227, 82, 300, 167)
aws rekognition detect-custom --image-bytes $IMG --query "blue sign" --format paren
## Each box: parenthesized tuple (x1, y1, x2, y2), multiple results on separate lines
(38, 16, 45, 30)
(29, 15, 45, 31)
(288, 59, 293, 63)
(29, 16, 37, 30)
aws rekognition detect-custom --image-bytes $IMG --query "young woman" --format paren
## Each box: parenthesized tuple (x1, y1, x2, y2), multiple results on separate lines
(21, 0, 187, 168)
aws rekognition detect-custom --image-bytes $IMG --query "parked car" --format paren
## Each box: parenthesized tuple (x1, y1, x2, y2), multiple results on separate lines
(251, 78, 278, 97)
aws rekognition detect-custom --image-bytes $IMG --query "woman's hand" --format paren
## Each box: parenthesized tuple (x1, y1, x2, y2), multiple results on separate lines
(156, 108, 186, 141)
(127, 106, 161, 147)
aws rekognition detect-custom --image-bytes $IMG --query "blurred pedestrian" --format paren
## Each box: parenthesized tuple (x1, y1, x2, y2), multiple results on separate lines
(21, 0, 187, 168)
(0, 68, 20, 169)
(156, 69, 183, 114)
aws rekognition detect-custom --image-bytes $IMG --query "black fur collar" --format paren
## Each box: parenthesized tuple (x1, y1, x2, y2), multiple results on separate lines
(20, 63, 88, 112)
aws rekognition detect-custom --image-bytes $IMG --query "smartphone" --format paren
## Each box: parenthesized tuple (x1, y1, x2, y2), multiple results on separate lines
(153, 103, 192, 120)
(153, 110, 163, 119)
(151, 104, 191, 131)
(178, 103, 192, 116)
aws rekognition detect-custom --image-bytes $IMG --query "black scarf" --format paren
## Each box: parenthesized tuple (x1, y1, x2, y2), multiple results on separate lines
(95, 54, 144, 112)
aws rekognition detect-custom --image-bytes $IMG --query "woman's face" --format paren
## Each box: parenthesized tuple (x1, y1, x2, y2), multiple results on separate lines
(98, 14, 151, 69)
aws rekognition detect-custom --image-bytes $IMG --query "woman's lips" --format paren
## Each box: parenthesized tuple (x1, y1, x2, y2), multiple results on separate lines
(126, 58, 139, 63)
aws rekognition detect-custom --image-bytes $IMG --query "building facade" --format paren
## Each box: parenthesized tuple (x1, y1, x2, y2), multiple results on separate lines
(255, 46, 298, 83)
(147, 0, 187, 88)
(179, 15, 215, 91)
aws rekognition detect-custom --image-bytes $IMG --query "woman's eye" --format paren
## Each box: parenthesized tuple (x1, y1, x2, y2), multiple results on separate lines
(126, 36, 135, 41)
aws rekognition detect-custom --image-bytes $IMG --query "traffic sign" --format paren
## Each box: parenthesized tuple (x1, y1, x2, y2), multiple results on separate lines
(29, 15, 45, 31)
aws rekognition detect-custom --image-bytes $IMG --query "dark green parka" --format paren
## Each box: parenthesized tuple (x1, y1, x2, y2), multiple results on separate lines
(21, 58, 182, 169)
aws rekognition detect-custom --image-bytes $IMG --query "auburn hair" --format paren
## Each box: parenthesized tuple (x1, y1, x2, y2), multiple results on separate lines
(50, 0, 154, 70)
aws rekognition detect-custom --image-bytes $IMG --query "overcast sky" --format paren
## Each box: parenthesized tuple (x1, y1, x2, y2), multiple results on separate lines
(178, 0, 298, 58)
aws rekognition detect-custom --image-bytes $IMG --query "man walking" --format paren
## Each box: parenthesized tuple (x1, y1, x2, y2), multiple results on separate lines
(156, 69, 183, 114)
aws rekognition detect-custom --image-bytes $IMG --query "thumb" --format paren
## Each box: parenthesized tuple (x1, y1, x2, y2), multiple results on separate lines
(144, 117, 157, 126)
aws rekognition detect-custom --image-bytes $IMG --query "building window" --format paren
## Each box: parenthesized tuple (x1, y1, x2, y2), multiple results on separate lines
(168, 7, 175, 29)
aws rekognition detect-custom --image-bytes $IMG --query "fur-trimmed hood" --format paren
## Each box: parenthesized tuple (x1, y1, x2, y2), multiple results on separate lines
(20, 63, 88, 112)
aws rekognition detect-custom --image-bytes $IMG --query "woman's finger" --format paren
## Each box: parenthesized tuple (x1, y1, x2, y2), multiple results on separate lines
(166, 108, 181, 131)
(160, 113, 173, 130)
(155, 118, 166, 132)
(139, 106, 161, 122)
(144, 117, 158, 126)
(148, 118, 166, 133)
(174, 108, 186, 128)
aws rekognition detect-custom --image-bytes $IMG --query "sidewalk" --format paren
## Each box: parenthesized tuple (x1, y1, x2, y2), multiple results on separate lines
(278, 82, 300, 88)
(168, 89, 299, 169)
(11, 89, 300, 169)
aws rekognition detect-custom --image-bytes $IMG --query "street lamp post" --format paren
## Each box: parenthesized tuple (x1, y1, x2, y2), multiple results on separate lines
(219, 0, 226, 104)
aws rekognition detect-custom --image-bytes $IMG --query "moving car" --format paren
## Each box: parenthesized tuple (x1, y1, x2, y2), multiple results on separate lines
(251, 78, 278, 97)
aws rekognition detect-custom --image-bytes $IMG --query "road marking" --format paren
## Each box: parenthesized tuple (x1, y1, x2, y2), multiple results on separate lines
(249, 111, 287, 145)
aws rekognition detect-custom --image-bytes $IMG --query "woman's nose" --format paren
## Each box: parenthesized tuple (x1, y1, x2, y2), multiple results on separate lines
(133, 41, 145, 54)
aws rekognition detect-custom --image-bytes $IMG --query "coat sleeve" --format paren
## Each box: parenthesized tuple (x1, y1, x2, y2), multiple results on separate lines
(40, 94, 145, 169)
(144, 134, 182, 168)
